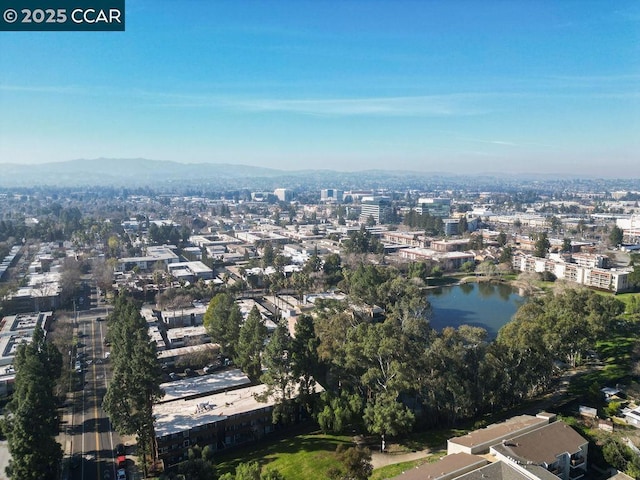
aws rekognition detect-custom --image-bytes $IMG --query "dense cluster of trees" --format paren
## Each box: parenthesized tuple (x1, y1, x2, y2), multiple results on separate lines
(310, 266, 627, 441)
(342, 226, 384, 255)
(147, 223, 190, 247)
(203, 264, 628, 456)
(403, 211, 445, 236)
(499, 288, 624, 368)
(103, 295, 164, 476)
(3, 328, 63, 480)
(204, 293, 320, 417)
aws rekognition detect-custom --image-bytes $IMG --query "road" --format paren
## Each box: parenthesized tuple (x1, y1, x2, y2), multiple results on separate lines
(65, 284, 126, 480)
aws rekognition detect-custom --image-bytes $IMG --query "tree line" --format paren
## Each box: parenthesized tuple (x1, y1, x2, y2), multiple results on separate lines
(103, 294, 164, 477)
(2, 327, 62, 480)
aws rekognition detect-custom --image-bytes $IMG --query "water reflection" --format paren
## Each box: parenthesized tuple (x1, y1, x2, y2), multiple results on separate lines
(427, 282, 523, 339)
(459, 283, 474, 295)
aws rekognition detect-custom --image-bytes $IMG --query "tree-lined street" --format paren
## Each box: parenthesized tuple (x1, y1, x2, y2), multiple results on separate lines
(62, 286, 128, 480)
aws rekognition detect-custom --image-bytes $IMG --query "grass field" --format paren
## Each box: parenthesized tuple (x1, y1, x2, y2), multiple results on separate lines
(215, 431, 353, 479)
(371, 452, 446, 480)
(214, 426, 457, 480)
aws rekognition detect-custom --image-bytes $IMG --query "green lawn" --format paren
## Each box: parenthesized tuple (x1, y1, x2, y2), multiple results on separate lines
(214, 427, 458, 480)
(215, 431, 353, 479)
(371, 452, 446, 480)
(569, 335, 637, 395)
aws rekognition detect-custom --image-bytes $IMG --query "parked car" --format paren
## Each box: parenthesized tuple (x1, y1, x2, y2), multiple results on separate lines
(169, 372, 178, 380)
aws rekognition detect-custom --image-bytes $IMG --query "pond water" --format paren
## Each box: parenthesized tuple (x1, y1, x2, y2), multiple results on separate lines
(427, 282, 525, 339)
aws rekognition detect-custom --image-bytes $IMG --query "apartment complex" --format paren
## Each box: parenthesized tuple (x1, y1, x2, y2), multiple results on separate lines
(394, 413, 588, 480)
(512, 253, 630, 292)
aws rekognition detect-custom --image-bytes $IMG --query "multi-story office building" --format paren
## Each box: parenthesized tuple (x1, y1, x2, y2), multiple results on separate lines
(417, 198, 451, 217)
(359, 196, 392, 224)
(320, 188, 343, 202)
(274, 188, 293, 202)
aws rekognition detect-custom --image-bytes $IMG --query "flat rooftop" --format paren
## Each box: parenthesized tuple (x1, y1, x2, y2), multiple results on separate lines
(158, 368, 251, 403)
(157, 343, 219, 360)
(154, 383, 271, 438)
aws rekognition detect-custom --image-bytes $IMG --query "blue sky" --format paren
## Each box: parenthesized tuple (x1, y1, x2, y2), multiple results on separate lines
(1, 1, 638, 176)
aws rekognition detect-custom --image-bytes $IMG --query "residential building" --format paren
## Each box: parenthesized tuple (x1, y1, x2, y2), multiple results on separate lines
(165, 325, 210, 348)
(448, 414, 551, 455)
(390, 453, 487, 480)
(117, 245, 180, 272)
(167, 261, 214, 281)
(512, 253, 630, 292)
(453, 461, 533, 480)
(0, 312, 53, 395)
(490, 421, 588, 480)
(400, 248, 474, 271)
(381, 231, 427, 248)
(160, 305, 207, 328)
(154, 374, 323, 467)
(157, 343, 219, 367)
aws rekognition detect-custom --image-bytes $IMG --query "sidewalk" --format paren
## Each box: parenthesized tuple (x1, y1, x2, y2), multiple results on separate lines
(371, 448, 431, 469)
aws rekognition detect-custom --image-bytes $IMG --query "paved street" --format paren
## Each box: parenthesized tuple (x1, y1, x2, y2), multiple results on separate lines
(60, 284, 128, 480)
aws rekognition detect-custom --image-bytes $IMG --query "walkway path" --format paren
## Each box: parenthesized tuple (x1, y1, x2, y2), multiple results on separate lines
(371, 448, 432, 469)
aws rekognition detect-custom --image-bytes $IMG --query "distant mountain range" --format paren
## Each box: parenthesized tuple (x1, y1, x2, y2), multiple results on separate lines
(0, 158, 284, 186)
(0, 158, 635, 191)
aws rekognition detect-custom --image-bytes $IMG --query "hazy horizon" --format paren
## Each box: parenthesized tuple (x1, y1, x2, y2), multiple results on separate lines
(1, 1, 638, 177)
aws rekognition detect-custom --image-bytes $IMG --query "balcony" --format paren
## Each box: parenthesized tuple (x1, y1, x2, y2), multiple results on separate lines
(570, 456, 585, 467)
(569, 468, 585, 480)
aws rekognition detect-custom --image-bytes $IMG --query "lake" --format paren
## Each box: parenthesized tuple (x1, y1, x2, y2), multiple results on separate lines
(427, 282, 525, 339)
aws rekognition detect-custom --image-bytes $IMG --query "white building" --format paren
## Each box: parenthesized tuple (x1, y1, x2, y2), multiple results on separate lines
(274, 188, 293, 202)
(512, 253, 630, 292)
(360, 196, 392, 224)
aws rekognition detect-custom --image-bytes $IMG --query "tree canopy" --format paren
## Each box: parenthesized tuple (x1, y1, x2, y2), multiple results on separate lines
(4, 327, 62, 480)
(103, 294, 164, 473)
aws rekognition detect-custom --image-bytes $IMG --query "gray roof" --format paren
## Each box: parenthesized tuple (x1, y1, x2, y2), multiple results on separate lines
(449, 415, 547, 449)
(454, 461, 530, 480)
(390, 453, 487, 480)
(491, 421, 587, 465)
(158, 368, 251, 403)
